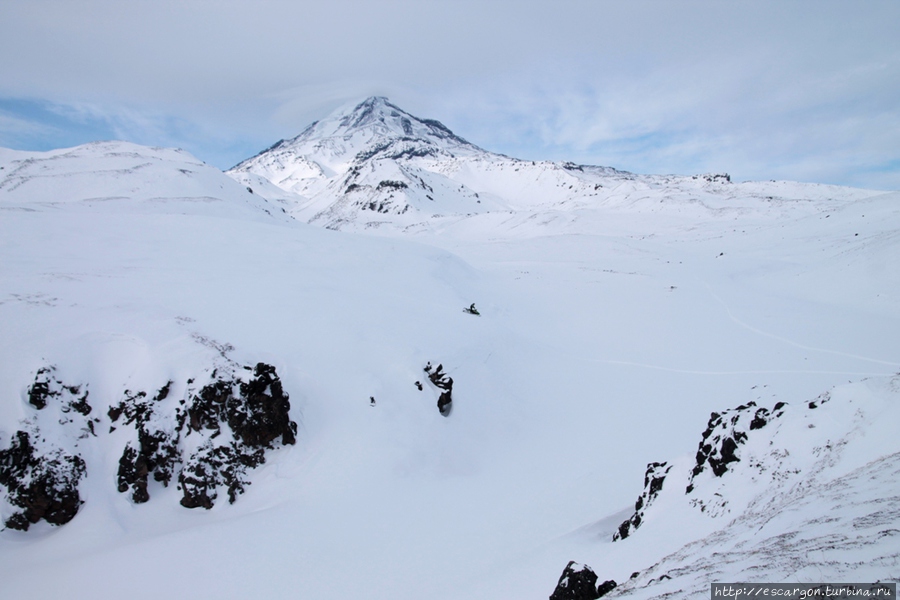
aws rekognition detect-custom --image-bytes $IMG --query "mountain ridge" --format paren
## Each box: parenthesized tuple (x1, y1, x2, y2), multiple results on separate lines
(227, 97, 883, 233)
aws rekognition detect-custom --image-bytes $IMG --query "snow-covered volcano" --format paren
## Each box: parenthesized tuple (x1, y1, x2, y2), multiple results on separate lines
(229, 96, 497, 227)
(229, 97, 875, 235)
(1, 100, 899, 599)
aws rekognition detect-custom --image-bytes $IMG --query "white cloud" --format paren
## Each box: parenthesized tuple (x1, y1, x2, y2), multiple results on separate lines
(0, 111, 56, 138)
(0, 0, 898, 187)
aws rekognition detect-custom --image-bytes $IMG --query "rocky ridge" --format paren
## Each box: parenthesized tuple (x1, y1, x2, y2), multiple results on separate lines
(555, 376, 900, 598)
(0, 361, 297, 530)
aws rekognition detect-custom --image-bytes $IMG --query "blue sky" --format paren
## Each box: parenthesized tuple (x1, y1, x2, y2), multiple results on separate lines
(1, 0, 899, 189)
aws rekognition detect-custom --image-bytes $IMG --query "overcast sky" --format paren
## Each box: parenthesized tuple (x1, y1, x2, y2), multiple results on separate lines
(1, 0, 898, 189)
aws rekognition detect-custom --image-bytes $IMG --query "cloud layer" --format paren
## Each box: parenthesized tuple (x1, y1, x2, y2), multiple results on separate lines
(1, 0, 898, 188)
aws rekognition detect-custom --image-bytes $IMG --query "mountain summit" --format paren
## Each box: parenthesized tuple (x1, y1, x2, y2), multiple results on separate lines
(229, 96, 652, 231)
(302, 96, 473, 150)
(229, 96, 501, 229)
(237, 97, 477, 171)
(229, 97, 874, 232)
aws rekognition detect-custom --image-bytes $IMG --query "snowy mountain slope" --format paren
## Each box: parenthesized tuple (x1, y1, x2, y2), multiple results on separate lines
(228, 97, 880, 234)
(615, 448, 900, 598)
(0, 141, 292, 222)
(0, 104, 898, 599)
(575, 376, 900, 600)
(461, 376, 900, 600)
(228, 96, 501, 228)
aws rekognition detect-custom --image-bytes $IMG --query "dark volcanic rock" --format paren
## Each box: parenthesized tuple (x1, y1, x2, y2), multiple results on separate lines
(27, 366, 57, 409)
(550, 561, 610, 600)
(112, 383, 183, 504)
(596, 580, 617, 598)
(27, 365, 92, 418)
(233, 362, 297, 447)
(179, 442, 266, 508)
(178, 363, 296, 508)
(2, 361, 299, 532)
(424, 362, 453, 416)
(749, 407, 770, 430)
(685, 399, 790, 493)
(109, 362, 297, 510)
(613, 461, 672, 541)
(186, 363, 296, 447)
(0, 431, 86, 530)
(614, 398, 800, 540)
(0, 366, 94, 530)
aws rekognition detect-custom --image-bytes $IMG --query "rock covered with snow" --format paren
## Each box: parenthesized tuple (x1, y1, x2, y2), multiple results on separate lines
(178, 362, 297, 508)
(112, 361, 298, 510)
(613, 397, 800, 541)
(594, 376, 900, 598)
(612, 461, 671, 541)
(0, 430, 86, 531)
(685, 400, 788, 493)
(0, 361, 297, 530)
(0, 366, 94, 530)
(424, 362, 453, 416)
(549, 561, 616, 600)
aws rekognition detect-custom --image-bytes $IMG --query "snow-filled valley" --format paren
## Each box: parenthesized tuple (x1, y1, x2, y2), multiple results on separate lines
(1, 98, 898, 599)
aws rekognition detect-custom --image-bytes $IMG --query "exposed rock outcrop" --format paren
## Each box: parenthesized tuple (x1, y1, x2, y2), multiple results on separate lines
(28, 365, 94, 430)
(0, 430, 86, 531)
(424, 362, 453, 416)
(685, 400, 788, 493)
(613, 398, 796, 542)
(613, 398, 796, 541)
(111, 362, 297, 509)
(178, 363, 296, 508)
(0, 367, 97, 530)
(549, 561, 616, 600)
(613, 461, 672, 541)
(1, 360, 298, 531)
(111, 382, 183, 504)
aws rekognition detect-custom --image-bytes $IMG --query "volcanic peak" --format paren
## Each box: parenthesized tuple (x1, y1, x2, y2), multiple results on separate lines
(274, 96, 474, 154)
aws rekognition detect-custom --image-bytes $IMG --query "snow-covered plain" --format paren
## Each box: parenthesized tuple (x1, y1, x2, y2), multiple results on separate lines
(1, 99, 898, 599)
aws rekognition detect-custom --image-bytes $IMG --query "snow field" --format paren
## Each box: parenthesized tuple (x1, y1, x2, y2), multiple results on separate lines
(1, 119, 898, 598)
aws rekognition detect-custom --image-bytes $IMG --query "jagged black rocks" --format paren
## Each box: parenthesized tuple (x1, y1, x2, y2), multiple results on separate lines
(549, 561, 616, 600)
(685, 400, 788, 493)
(111, 363, 297, 509)
(111, 382, 183, 504)
(179, 363, 296, 509)
(1, 361, 299, 531)
(596, 580, 618, 598)
(0, 431, 86, 531)
(613, 461, 672, 541)
(28, 365, 93, 421)
(424, 362, 453, 416)
(0, 366, 98, 530)
(612, 398, 794, 542)
(179, 441, 267, 509)
(188, 363, 296, 447)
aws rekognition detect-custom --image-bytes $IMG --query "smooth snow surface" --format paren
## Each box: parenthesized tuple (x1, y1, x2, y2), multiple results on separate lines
(1, 102, 899, 599)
